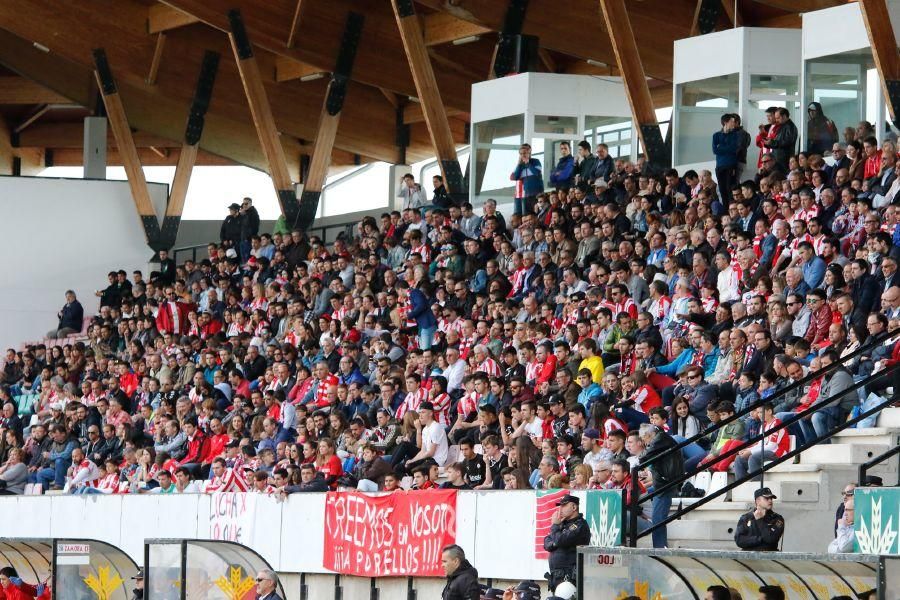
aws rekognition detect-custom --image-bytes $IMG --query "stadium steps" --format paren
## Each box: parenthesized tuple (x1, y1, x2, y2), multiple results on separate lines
(662, 414, 900, 552)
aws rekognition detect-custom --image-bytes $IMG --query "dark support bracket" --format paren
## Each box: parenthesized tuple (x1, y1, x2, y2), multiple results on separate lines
(185, 51, 220, 145)
(293, 189, 320, 232)
(326, 12, 364, 116)
(887, 79, 900, 129)
(640, 124, 670, 170)
(92, 49, 117, 94)
(441, 159, 466, 205)
(493, 0, 533, 78)
(395, 106, 410, 166)
(227, 9, 253, 59)
(697, 0, 722, 35)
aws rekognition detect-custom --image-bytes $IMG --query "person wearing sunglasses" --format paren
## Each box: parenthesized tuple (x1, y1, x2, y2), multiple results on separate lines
(254, 570, 282, 600)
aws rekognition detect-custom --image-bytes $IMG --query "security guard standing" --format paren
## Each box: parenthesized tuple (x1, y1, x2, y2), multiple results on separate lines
(734, 487, 785, 551)
(543, 494, 591, 593)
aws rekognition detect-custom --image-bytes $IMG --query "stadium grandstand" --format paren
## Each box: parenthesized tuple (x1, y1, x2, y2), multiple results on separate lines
(1, 1, 900, 599)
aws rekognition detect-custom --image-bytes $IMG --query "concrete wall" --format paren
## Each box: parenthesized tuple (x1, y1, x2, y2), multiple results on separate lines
(0, 175, 167, 350)
(0, 491, 558, 581)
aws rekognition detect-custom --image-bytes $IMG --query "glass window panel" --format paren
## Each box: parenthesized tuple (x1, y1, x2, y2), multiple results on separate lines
(750, 74, 799, 97)
(805, 50, 875, 147)
(472, 114, 524, 206)
(534, 115, 577, 135)
(675, 74, 738, 164)
(679, 73, 738, 108)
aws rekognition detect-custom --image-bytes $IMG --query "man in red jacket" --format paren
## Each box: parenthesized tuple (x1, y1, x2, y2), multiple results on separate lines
(178, 418, 207, 476)
(155, 287, 194, 336)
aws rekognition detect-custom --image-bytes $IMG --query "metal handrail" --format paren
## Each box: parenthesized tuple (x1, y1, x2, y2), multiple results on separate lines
(637, 328, 900, 477)
(858, 444, 900, 487)
(627, 360, 900, 545)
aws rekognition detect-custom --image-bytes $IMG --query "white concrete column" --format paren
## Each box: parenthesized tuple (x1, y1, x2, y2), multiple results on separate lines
(83, 116, 107, 180)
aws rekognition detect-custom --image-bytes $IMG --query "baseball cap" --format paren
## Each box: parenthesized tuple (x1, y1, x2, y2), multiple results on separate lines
(131, 569, 144, 580)
(583, 428, 601, 440)
(479, 587, 504, 600)
(555, 494, 580, 507)
(754, 487, 777, 500)
(513, 580, 541, 600)
(547, 394, 563, 406)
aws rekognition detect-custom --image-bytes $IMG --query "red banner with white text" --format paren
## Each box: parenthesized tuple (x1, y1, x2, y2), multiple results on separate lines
(323, 490, 458, 577)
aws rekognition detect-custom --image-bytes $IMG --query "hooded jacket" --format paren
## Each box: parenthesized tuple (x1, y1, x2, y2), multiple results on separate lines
(806, 102, 837, 156)
(441, 560, 481, 600)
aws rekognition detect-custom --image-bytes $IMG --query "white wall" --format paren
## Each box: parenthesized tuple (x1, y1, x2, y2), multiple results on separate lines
(0, 491, 600, 581)
(0, 176, 167, 351)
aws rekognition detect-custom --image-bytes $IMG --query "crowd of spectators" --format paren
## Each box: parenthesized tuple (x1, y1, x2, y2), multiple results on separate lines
(0, 106, 899, 549)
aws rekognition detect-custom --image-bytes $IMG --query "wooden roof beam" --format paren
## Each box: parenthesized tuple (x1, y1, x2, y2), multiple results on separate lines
(299, 11, 365, 231)
(92, 48, 158, 243)
(274, 56, 328, 83)
(392, 0, 464, 199)
(599, 0, 668, 167)
(0, 76, 72, 104)
(147, 4, 199, 34)
(227, 9, 294, 197)
(48, 147, 234, 167)
(859, 0, 900, 127)
(751, 0, 846, 11)
(422, 12, 491, 46)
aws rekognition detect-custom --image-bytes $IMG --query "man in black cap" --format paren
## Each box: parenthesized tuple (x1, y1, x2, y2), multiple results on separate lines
(734, 487, 784, 551)
(543, 494, 591, 593)
(130, 569, 144, 600)
(220, 203, 243, 250)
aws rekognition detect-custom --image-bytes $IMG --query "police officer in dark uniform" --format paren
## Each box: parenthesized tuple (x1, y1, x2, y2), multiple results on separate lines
(543, 494, 591, 592)
(734, 487, 785, 551)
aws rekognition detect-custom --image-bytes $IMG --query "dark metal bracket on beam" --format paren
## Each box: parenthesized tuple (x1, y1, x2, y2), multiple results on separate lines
(326, 11, 365, 116)
(185, 50, 220, 145)
(92, 49, 117, 95)
(640, 124, 670, 170)
(227, 9, 253, 59)
(441, 159, 466, 205)
(697, 0, 722, 35)
(293, 189, 320, 232)
(494, 0, 533, 78)
(887, 80, 900, 129)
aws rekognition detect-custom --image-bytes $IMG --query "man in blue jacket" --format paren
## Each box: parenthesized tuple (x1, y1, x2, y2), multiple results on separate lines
(48, 289, 83, 339)
(548, 141, 575, 190)
(398, 280, 437, 350)
(713, 113, 740, 206)
(32, 425, 77, 491)
(510, 143, 543, 216)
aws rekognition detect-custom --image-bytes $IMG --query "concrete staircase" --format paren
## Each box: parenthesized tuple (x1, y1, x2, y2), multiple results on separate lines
(657, 408, 900, 552)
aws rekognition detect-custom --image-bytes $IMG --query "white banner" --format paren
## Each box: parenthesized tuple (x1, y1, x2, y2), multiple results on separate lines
(208, 492, 257, 545)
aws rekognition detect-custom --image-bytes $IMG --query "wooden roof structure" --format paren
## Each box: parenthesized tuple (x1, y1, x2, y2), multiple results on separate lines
(0, 0, 851, 180)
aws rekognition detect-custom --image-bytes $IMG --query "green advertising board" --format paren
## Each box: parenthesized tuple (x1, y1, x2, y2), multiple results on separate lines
(854, 487, 900, 554)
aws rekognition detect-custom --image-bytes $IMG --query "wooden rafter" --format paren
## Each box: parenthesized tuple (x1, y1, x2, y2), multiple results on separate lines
(422, 12, 491, 46)
(147, 3, 199, 34)
(274, 56, 327, 82)
(227, 10, 293, 192)
(147, 33, 166, 84)
(286, 0, 306, 48)
(751, 0, 844, 11)
(92, 50, 157, 224)
(599, 0, 667, 165)
(0, 76, 71, 104)
(392, 0, 463, 196)
(858, 0, 900, 126)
